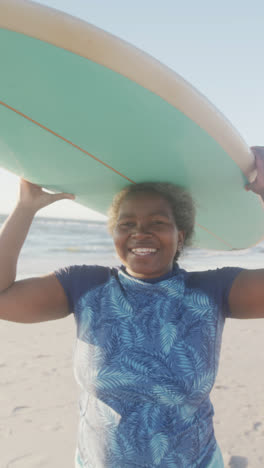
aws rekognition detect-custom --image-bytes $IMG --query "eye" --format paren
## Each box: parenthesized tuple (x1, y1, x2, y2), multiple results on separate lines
(151, 219, 166, 225)
(119, 221, 135, 228)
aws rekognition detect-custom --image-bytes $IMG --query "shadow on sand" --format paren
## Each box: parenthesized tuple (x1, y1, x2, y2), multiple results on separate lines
(228, 456, 248, 468)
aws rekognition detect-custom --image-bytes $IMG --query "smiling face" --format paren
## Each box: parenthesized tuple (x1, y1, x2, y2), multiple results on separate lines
(113, 192, 185, 279)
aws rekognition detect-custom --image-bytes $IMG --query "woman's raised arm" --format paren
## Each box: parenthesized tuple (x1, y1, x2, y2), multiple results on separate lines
(0, 179, 75, 323)
(229, 147, 264, 319)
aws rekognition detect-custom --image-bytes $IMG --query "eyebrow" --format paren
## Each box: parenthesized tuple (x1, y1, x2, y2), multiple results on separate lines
(118, 211, 172, 220)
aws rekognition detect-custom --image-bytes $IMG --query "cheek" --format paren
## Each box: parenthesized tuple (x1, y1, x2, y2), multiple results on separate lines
(163, 229, 179, 245)
(113, 230, 126, 253)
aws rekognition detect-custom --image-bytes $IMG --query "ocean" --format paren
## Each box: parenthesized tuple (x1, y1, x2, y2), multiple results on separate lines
(0, 213, 263, 279)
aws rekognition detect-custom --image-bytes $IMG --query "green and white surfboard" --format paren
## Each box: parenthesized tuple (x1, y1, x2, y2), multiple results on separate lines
(0, 0, 263, 249)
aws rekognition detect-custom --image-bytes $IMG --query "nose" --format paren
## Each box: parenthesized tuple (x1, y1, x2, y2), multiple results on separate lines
(131, 223, 152, 237)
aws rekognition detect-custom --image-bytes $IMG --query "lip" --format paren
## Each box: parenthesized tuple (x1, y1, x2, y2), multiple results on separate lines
(128, 246, 158, 250)
(128, 243, 158, 249)
(129, 247, 159, 256)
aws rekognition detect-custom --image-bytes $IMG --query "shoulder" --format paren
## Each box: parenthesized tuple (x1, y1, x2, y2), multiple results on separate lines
(178, 266, 244, 317)
(183, 266, 243, 288)
(54, 264, 118, 311)
(55, 264, 113, 284)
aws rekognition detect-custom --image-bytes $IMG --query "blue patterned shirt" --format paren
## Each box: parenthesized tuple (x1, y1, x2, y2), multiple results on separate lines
(55, 264, 242, 468)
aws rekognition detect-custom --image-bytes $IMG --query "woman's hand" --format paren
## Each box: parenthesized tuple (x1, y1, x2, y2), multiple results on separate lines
(18, 178, 75, 213)
(0, 178, 75, 304)
(245, 146, 264, 198)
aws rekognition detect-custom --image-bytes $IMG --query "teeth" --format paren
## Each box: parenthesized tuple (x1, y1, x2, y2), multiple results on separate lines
(131, 248, 157, 255)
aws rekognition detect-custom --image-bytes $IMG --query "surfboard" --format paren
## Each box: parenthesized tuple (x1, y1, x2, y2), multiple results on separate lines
(0, 0, 263, 250)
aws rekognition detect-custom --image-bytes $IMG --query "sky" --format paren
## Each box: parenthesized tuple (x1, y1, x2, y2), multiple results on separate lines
(1, 0, 264, 219)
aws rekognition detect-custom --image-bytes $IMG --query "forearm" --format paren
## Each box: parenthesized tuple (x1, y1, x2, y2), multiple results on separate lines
(0, 203, 36, 291)
(0, 178, 74, 293)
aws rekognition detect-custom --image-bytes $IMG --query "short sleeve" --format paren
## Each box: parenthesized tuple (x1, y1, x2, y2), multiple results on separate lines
(54, 264, 111, 313)
(186, 267, 243, 318)
(214, 267, 243, 317)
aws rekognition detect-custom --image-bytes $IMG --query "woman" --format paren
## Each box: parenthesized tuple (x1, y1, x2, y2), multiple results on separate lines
(1, 147, 264, 468)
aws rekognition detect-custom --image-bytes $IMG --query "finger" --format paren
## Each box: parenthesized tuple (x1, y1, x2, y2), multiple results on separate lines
(245, 182, 255, 192)
(20, 178, 40, 189)
(255, 153, 264, 170)
(251, 146, 264, 159)
(245, 150, 264, 190)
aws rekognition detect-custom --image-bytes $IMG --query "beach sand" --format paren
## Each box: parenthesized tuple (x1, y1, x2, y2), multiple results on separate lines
(0, 315, 263, 467)
(212, 318, 264, 468)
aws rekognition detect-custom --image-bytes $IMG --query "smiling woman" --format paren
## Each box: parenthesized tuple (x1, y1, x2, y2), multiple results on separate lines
(108, 182, 195, 245)
(1, 0, 264, 465)
(1, 170, 264, 466)
(108, 182, 195, 278)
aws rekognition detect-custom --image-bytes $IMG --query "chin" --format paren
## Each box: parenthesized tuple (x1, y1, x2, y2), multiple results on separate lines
(126, 263, 169, 279)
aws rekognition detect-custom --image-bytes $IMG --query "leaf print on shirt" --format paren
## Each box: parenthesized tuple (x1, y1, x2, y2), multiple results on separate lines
(74, 340, 104, 391)
(119, 348, 175, 382)
(118, 320, 146, 349)
(96, 368, 137, 392)
(153, 383, 185, 407)
(159, 321, 178, 354)
(141, 403, 163, 431)
(113, 431, 136, 462)
(150, 432, 169, 466)
(101, 279, 134, 319)
(119, 353, 157, 378)
(182, 290, 217, 338)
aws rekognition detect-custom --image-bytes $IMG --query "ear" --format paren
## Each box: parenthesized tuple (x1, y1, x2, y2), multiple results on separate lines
(177, 231, 185, 251)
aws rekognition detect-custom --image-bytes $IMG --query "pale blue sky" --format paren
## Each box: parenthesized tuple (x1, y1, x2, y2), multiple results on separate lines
(1, 0, 263, 218)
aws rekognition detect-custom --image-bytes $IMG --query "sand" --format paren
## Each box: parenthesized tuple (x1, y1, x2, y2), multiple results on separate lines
(212, 318, 264, 468)
(0, 315, 264, 468)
